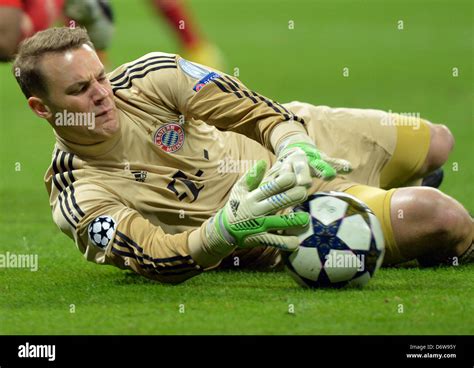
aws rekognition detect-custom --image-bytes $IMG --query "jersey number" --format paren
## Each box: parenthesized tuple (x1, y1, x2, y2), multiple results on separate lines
(167, 170, 204, 202)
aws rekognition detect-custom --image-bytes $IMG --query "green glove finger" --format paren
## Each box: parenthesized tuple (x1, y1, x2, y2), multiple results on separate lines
(286, 142, 321, 160)
(308, 157, 337, 180)
(245, 160, 267, 191)
(224, 211, 309, 243)
(285, 142, 337, 179)
(260, 212, 310, 232)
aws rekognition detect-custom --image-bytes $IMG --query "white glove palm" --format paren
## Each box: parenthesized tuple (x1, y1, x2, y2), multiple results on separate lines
(267, 134, 352, 187)
(204, 160, 310, 256)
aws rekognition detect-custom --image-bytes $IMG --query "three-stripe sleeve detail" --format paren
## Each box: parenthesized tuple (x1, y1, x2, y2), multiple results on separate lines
(112, 230, 199, 275)
(52, 149, 76, 193)
(212, 75, 305, 124)
(57, 184, 85, 230)
(111, 56, 177, 93)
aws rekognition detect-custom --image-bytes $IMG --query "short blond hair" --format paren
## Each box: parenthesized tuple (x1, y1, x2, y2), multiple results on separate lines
(13, 27, 94, 99)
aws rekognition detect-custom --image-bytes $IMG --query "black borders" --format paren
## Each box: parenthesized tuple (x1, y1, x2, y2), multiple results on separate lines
(0, 335, 472, 367)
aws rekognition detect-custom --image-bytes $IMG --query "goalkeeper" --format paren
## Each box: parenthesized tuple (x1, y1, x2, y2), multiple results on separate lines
(12, 27, 473, 283)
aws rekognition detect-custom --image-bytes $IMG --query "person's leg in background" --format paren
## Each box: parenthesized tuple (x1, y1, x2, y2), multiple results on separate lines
(150, 0, 224, 70)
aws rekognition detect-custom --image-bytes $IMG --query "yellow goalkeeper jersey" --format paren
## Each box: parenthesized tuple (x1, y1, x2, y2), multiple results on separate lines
(45, 52, 305, 283)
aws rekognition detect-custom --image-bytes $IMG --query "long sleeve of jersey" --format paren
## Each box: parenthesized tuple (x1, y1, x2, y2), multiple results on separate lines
(48, 175, 202, 284)
(111, 53, 306, 150)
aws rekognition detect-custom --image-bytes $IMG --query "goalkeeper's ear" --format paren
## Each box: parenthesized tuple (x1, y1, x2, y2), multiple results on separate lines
(28, 96, 52, 120)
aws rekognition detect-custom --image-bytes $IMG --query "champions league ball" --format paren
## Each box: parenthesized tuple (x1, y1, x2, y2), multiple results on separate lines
(284, 192, 385, 289)
(88, 216, 116, 249)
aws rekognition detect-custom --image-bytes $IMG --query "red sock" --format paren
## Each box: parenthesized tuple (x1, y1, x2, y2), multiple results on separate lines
(151, 0, 201, 48)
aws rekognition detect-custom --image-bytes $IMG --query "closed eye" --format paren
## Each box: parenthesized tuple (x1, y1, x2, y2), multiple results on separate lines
(71, 84, 89, 95)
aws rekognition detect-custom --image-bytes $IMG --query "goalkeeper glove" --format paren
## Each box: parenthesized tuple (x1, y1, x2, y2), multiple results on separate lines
(268, 133, 352, 187)
(203, 160, 310, 258)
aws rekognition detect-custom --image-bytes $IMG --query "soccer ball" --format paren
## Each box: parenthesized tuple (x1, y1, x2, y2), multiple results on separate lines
(283, 192, 385, 289)
(88, 216, 116, 249)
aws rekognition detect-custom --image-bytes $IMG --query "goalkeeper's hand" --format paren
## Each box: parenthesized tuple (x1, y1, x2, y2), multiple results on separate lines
(268, 134, 352, 187)
(203, 160, 310, 256)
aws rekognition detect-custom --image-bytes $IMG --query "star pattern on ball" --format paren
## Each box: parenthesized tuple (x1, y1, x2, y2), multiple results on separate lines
(284, 192, 385, 289)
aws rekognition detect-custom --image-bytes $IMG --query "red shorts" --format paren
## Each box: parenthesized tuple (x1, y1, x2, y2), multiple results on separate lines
(0, 0, 64, 36)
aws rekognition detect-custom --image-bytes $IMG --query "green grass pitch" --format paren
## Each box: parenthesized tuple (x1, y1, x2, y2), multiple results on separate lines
(0, 0, 472, 335)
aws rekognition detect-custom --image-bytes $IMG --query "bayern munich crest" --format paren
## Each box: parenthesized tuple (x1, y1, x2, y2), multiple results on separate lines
(153, 123, 185, 153)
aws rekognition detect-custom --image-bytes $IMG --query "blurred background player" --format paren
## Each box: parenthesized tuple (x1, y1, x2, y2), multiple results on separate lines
(149, 0, 224, 70)
(0, 0, 114, 62)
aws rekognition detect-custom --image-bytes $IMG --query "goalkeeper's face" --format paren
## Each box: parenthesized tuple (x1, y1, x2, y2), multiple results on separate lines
(32, 44, 119, 144)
